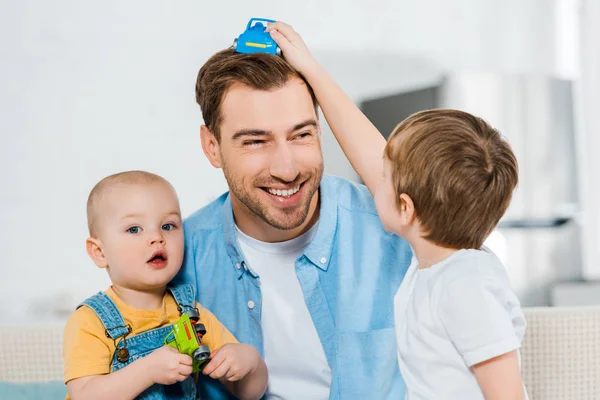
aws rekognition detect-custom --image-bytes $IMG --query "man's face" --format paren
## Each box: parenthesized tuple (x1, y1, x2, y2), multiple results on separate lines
(214, 78, 323, 231)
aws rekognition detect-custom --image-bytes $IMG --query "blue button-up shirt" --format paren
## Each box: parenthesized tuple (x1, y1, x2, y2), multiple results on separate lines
(174, 175, 412, 399)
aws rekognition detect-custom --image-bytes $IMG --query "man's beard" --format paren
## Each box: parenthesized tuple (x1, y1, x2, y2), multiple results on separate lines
(222, 162, 324, 230)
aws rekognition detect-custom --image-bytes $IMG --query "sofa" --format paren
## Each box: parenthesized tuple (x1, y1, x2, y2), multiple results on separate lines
(1, 306, 599, 399)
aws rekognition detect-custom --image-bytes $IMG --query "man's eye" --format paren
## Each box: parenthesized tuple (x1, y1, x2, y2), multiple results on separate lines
(127, 226, 141, 234)
(162, 223, 176, 231)
(295, 132, 311, 139)
(243, 140, 264, 147)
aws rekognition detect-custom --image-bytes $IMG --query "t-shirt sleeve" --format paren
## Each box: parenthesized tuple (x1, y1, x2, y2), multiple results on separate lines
(197, 302, 238, 351)
(437, 275, 523, 367)
(62, 307, 112, 383)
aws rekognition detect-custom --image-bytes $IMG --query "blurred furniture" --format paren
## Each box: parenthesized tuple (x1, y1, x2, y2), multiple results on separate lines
(521, 306, 600, 399)
(0, 324, 65, 399)
(1, 307, 600, 399)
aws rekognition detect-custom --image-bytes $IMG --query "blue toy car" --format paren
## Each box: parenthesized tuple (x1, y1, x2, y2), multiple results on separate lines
(233, 18, 281, 56)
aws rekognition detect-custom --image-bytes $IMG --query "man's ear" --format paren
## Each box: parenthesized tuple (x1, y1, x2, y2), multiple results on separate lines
(200, 125, 223, 168)
(86, 237, 108, 269)
(398, 193, 417, 225)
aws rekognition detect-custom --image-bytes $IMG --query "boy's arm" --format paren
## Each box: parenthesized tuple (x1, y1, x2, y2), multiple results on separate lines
(267, 22, 386, 195)
(438, 274, 527, 399)
(67, 346, 193, 400)
(472, 350, 526, 400)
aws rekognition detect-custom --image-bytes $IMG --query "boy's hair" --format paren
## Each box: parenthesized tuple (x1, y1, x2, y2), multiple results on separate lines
(195, 49, 318, 142)
(86, 170, 171, 237)
(384, 109, 518, 249)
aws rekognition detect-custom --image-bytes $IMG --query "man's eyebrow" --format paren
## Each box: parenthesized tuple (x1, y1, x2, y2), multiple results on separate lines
(231, 119, 318, 141)
(288, 119, 318, 134)
(231, 129, 271, 141)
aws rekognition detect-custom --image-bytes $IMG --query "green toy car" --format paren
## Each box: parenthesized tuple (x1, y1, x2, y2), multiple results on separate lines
(164, 309, 211, 372)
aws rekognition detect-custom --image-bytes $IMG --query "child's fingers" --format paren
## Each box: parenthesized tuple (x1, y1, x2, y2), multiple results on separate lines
(208, 359, 231, 380)
(209, 346, 222, 359)
(269, 29, 293, 53)
(225, 367, 242, 381)
(267, 21, 298, 39)
(202, 350, 225, 375)
(178, 363, 193, 377)
(268, 21, 290, 33)
(267, 22, 299, 44)
(178, 354, 193, 366)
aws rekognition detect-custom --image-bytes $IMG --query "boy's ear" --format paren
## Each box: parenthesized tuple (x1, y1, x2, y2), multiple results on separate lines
(86, 237, 108, 269)
(398, 193, 417, 225)
(200, 125, 223, 168)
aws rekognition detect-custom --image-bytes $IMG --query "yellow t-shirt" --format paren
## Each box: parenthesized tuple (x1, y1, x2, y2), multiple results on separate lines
(62, 287, 237, 385)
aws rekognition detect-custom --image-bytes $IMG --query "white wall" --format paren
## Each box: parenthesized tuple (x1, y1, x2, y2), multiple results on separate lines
(0, 0, 574, 325)
(576, 0, 600, 280)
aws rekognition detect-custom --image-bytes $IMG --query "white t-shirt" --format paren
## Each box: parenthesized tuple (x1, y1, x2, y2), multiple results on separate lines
(236, 224, 331, 399)
(394, 248, 528, 400)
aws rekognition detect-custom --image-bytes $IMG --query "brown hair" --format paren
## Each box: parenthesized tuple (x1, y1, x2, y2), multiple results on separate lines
(86, 170, 173, 237)
(384, 109, 518, 249)
(195, 49, 318, 141)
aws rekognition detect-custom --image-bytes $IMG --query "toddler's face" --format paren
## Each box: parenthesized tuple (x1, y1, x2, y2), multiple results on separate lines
(94, 181, 184, 291)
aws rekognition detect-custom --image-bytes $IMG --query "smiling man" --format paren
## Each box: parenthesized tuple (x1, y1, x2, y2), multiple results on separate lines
(174, 49, 413, 399)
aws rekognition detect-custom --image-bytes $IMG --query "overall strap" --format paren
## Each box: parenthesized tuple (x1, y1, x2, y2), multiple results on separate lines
(78, 292, 131, 339)
(167, 283, 197, 314)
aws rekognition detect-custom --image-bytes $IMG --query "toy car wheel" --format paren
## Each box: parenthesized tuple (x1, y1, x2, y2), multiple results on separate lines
(233, 38, 238, 50)
(193, 345, 211, 361)
(194, 323, 207, 336)
(185, 309, 200, 323)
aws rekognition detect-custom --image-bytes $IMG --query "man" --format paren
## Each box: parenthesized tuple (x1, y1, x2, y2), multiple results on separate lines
(174, 48, 412, 399)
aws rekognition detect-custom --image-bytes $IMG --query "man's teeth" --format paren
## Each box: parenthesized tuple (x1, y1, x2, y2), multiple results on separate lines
(267, 186, 300, 197)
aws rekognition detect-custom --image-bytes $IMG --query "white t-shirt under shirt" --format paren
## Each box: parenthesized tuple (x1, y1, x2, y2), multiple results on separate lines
(394, 248, 528, 399)
(236, 224, 331, 399)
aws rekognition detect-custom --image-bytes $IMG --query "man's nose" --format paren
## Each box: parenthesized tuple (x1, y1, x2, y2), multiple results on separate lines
(269, 143, 299, 182)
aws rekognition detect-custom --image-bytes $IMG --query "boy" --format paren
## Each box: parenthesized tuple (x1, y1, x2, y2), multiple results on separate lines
(62, 171, 267, 400)
(267, 22, 528, 399)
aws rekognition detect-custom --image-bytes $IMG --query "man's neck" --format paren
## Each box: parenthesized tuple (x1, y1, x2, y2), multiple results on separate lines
(111, 284, 165, 310)
(232, 190, 320, 243)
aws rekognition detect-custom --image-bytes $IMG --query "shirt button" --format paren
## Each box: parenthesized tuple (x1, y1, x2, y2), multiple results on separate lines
(320, 257, 327, 264)
(235, 263, 241, 270)
(247, 300, 255, 310)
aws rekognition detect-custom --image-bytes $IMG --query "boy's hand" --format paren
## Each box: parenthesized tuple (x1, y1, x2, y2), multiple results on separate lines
(202, 343, 261, 382)
(266, 21, 319, 76)
(144, 345, 193, 385)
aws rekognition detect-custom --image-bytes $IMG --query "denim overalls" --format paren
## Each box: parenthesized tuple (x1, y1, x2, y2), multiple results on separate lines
(79, 284, 199, 399)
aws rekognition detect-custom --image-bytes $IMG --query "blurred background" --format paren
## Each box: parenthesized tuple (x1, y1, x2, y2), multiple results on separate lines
(1, 0, 599, 326)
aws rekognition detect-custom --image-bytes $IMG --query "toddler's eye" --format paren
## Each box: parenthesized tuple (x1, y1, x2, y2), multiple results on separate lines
(162, 223, 175, 231)
(127, 226, 141, 234)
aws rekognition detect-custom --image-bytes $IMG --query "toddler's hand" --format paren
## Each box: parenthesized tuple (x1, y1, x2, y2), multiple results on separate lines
(144, 345, 193, 385)
(266, 21, 319, 75)
(202, 343, 261, 382)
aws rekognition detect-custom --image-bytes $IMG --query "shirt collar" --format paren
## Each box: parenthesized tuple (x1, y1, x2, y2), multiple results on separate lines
(222, 175, 338, 274)
(221, 195, 253, 280)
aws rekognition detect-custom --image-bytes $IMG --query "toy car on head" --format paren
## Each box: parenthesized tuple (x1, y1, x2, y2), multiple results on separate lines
(233, 17, 281, 56)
